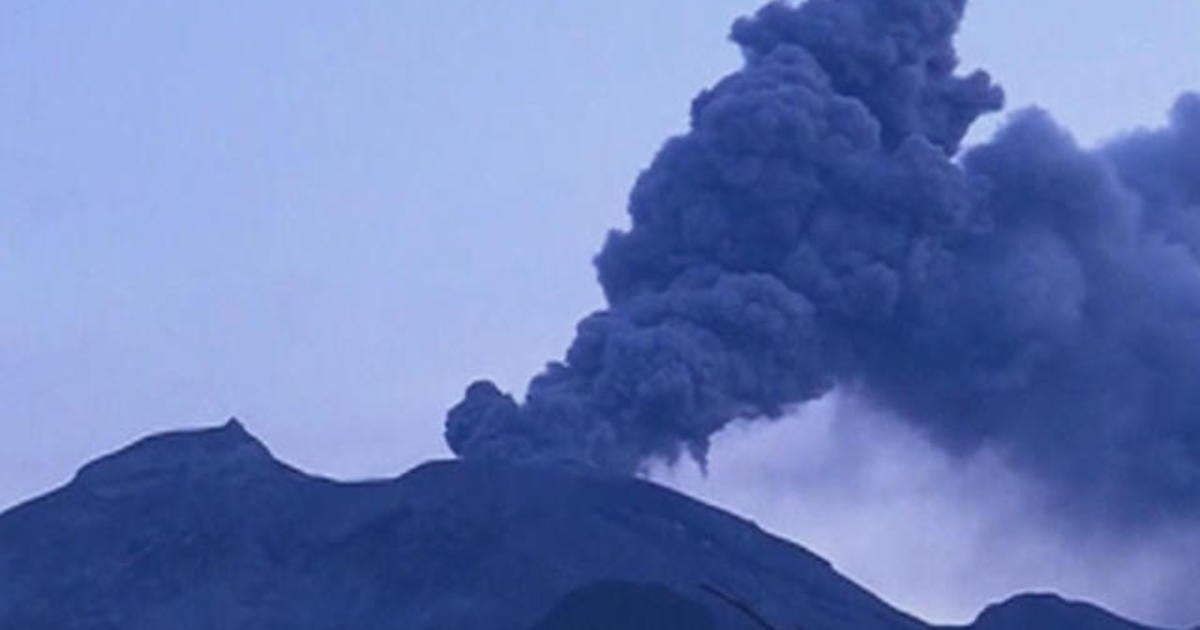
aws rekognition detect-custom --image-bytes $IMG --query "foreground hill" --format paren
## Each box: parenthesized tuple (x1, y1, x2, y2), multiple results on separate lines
(0, 421, 1173, 629)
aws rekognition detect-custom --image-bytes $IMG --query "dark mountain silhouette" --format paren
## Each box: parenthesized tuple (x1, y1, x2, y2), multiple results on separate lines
(0, 421, 1176, 629)
(967, 593, 1162, 630)
(529, 581, 717, 630)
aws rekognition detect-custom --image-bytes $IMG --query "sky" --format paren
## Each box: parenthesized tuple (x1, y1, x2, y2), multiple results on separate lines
(3, 1, 1200, 626)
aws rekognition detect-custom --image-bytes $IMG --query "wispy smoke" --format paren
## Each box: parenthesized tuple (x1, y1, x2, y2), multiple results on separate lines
(652, 393, 1200, 628)
(445, 0, 1200, 523)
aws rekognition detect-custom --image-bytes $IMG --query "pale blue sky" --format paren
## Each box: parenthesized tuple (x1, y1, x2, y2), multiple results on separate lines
(3, 1, 1199, 622)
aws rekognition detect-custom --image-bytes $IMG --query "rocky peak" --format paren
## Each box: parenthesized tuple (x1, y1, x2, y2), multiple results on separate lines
(970, 592, 1156, 630)
(72, 418, 280, 495)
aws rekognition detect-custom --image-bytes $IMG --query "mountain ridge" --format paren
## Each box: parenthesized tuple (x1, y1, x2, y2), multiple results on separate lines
(0, 421, 1180, 629)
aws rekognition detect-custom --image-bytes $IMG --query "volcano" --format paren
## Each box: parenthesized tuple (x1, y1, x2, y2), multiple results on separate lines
(0, 421, 1172, 629)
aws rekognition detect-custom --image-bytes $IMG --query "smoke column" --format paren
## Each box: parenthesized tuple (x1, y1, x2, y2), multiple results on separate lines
(446, 0, 1200, 522)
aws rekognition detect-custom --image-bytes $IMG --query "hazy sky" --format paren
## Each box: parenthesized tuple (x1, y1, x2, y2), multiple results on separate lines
(4, 1, 1199, 625)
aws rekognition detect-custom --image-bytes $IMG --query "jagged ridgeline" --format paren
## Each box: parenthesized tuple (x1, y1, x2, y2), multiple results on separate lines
(446, 0, 1200, 522)
(0, 422, 1171, 629)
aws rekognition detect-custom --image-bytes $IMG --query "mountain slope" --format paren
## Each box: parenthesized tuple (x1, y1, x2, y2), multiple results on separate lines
(529, 581, 718, 630)
(0, 421, 1174, 630)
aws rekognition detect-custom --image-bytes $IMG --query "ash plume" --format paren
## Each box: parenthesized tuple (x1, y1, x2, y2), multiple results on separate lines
(445, 0, 1200, 522)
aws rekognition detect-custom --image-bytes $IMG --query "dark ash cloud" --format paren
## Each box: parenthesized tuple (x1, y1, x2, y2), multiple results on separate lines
(445, 0, 1200, 524)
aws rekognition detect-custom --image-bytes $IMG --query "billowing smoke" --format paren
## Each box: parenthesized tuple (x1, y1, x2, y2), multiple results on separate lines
(445, 0, 1200, 521)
